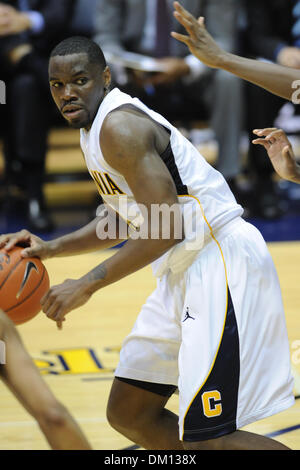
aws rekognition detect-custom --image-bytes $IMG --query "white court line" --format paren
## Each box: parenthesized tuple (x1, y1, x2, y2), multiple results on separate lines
(0, 416, 107, 428)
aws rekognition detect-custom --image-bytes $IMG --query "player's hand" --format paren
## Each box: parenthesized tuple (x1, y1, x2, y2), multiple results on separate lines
(0, 3, 31, 36)
(0, 230, 51, 260)
(41, 279, 93, 328)
(252, 128, 300, 183)
(171, 1, 224, 69)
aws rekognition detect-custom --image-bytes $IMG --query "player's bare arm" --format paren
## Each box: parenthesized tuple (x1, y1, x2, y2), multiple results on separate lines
(42, 110, 184, 324)
(171, 1, 300, 101)
(252, 128, 300, 184)
(0, 207, 128, 259)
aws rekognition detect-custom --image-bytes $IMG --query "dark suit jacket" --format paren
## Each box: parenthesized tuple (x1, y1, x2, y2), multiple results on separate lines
(94, 0, 241, 58)
(1, 0, 74, 56)
(246, 0, 294, 61)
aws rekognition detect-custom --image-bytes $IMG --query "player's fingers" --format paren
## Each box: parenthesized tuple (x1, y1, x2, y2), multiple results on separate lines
(4, 230, 31, 251)
(56, 319, 65, 331)
(252, 138, 271, 150)
(171, 31, 191, 46)
(40, 288, 50, 304)
(43, 299, 60, 319)
(198, 16, 205, 26)
(40, 287, 53, 309)
(173, 1, 195, 22)
(53, 307, 67, 324)
(253, 128, 278, 137)
(0, 235, 11, 248)
(5, 237, 27, 252)
(265, 129, 288, 142)
(173, 11, 193, 30)
(173, 2, 199, 33)
(21, 243, 42, 259)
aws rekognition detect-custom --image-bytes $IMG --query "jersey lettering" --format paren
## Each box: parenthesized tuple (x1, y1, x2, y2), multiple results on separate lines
(91, 170, 125, 196)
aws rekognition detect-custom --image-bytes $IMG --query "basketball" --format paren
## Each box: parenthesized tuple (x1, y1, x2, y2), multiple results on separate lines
(0, 246, 50, 325)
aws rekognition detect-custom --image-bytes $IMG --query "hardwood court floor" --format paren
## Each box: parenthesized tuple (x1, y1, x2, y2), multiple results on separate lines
(0, 242, 299, 450)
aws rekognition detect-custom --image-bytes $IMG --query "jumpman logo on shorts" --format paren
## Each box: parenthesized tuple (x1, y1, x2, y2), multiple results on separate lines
(182, 307, 195, 322)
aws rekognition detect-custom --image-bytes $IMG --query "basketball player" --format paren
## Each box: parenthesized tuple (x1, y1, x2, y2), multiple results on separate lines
(171, 1, 300, 184)
(0, 37, 295, 450)
(0, 310, 91, 450)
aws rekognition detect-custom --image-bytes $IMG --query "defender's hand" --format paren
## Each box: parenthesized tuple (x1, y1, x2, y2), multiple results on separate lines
(252, 128, 300, 183)
(171, 1, 224, 69)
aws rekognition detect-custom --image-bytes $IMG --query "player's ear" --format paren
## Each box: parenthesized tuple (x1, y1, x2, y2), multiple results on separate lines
(103, 66, 111, 92)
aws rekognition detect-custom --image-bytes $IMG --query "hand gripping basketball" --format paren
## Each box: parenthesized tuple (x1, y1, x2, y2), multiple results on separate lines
(0, 229, 51, 260)
(0, 246, 50, 325)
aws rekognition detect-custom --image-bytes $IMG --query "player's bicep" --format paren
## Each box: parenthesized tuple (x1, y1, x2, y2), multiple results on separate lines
(125, 151, 179, 207)
(100, 112, 178, 206)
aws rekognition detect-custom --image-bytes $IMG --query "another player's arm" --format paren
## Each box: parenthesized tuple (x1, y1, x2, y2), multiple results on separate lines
(0, 207, 128, 259)
(0, 311, 92, 449)
(42, 111, 184, 323)
(171, 1, 300, 102)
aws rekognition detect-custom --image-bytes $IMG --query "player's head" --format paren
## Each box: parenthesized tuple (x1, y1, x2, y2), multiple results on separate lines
(49, 36, 111, 130)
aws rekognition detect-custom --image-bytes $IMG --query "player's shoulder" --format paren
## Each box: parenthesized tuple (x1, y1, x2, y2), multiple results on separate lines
(101, 104, 154, 144)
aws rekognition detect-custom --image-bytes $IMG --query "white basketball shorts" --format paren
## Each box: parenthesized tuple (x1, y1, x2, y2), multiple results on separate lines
(115, 217, 295, 441)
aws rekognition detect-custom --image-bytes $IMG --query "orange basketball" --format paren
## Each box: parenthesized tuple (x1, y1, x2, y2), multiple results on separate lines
(0, 246, 50, 325)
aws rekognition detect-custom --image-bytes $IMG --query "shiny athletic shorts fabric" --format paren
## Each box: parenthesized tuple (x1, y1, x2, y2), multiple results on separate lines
(115, 218, 295, 441)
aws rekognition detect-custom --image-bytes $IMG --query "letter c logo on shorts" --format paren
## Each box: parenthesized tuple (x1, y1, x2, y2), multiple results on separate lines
(201, 390, 222, 418)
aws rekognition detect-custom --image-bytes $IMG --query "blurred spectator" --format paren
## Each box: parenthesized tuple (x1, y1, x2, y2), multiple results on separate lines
(245, 0, 297, 219)
(0, 0, 74, 232)
(94, 0, 246, 195)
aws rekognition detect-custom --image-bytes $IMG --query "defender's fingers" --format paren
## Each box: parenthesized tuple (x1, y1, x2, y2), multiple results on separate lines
(171, 31, 191, 45)
(252, 138, 271, 149)
(173, 11, 196, 37)
(173, 2, 199, 31)
(173, 1, 194, 20)
(265, 129, 288, 141)
(253, 128, 278, 137)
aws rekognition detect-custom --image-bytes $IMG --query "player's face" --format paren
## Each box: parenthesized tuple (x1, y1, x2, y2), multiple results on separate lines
(49, 53, 110, 130)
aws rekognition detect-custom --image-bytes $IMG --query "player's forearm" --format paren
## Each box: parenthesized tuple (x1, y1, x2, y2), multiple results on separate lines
(219, 52, 299, 101)
(79, 236, 182, 293)
(47, 216, 127, 258)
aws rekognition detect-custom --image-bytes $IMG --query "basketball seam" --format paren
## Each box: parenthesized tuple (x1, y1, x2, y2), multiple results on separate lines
(6, 266, 47, 313)
(0, 257, 24, 291)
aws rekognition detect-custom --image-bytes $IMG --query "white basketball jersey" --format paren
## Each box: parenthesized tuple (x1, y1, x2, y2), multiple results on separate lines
(80, 88, 243, 277)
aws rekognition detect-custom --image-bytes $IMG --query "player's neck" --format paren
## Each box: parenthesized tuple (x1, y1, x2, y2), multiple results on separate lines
(84, 88, 111, 132)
